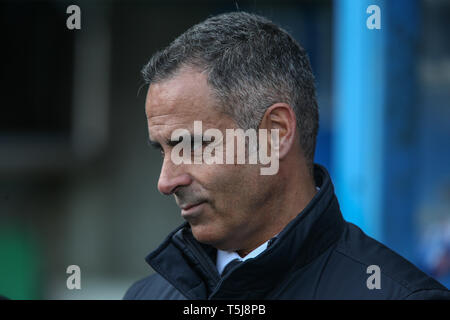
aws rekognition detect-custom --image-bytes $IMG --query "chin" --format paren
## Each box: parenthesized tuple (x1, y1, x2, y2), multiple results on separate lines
(190, 223, 224, 247)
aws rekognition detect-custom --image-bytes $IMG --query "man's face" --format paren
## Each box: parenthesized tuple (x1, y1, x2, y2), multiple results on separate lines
(145, 68, 274, 251)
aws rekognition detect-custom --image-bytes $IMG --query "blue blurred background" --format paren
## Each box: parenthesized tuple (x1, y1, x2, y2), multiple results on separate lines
(0, 0, 449, 299)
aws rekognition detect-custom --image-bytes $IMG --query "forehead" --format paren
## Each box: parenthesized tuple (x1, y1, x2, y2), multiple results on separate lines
(145, 68, 234, 141)
(145, 69, 215, 122)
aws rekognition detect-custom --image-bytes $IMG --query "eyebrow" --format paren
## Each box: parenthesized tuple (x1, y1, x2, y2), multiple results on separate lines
(148, 136, 185, 150)
(148, 134, 205, 150)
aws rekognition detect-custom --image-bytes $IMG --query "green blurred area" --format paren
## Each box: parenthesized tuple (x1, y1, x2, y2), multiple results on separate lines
(0, 225, 40, 299)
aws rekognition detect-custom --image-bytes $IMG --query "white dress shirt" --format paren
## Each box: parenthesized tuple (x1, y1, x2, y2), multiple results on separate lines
(216, 240, 270, 275)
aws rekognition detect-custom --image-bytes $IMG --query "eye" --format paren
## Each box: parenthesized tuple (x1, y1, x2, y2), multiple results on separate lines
(148, 140, 165, 158)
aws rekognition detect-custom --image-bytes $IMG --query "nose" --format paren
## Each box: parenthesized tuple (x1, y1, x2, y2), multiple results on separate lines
(157, 158, 192, 195)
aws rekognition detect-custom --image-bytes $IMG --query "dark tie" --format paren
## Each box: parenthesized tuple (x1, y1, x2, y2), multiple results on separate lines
(221, 258, 242, 277)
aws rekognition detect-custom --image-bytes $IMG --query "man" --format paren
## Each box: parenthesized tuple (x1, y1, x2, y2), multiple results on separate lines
(124, 12, 449, 299)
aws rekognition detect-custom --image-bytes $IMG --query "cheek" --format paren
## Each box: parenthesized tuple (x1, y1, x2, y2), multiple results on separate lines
(202, 164, 261, 209)
(189, 164, 270, 246)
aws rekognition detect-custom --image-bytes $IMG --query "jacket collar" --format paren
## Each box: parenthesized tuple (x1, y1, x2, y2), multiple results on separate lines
(145, 164, 345, 299)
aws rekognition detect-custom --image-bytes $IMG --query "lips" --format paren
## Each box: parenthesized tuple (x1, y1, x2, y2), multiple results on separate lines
(181, 201, 206, 211)
(180, 201, 207, 219)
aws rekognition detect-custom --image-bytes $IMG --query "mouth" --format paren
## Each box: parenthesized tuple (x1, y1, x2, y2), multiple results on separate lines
(181, 201, 207, 218)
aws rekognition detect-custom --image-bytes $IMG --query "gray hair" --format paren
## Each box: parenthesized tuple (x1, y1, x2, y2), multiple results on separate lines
(142, 11, 319, 170)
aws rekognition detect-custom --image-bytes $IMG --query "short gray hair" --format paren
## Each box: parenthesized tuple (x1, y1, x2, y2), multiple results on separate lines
(142, 11, 319, 170)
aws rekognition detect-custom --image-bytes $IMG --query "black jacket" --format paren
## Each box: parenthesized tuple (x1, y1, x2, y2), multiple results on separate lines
(124, 164, 450, 299)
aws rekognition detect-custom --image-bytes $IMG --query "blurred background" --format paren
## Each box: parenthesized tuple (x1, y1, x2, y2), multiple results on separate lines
(0, 0, 449, 299)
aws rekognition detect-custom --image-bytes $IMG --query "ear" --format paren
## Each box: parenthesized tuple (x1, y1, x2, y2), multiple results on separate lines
(258, 103, 297, 160)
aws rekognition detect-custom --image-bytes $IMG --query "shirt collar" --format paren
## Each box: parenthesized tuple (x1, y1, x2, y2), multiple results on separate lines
(216, 239, 270, 275)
